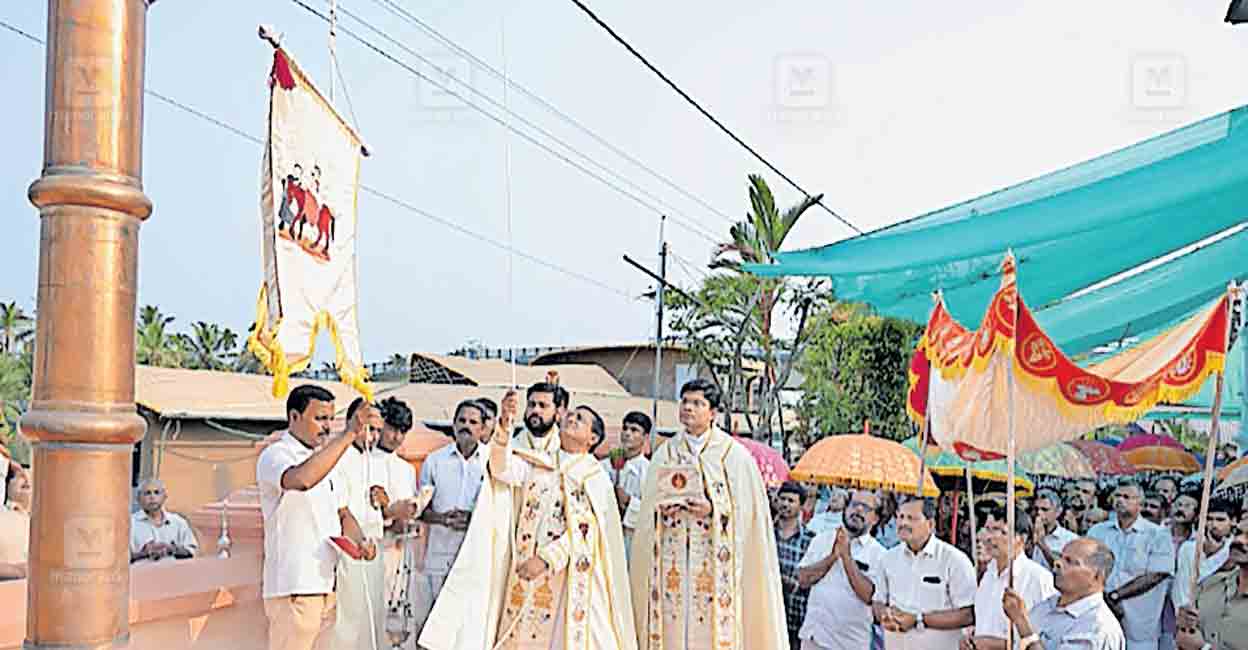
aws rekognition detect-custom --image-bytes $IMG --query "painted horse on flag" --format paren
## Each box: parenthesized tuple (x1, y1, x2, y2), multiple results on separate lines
(248, 35, 372, 400)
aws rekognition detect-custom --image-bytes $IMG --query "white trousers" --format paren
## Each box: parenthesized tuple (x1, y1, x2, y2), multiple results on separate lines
(330, 555, 386, 650)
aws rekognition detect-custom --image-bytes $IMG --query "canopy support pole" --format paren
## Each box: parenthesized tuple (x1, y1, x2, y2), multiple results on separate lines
(1190, 370, 1225, 601)
(916, 408, 930, 497)
(1005, 269, 1019, 650)
(966, 467, 977, 566)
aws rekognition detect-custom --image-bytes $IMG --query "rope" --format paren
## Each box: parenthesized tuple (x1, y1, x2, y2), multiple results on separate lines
(203, 419, 268, 441)
(159, 446, 260, 464)
(501, 6, 517, 391)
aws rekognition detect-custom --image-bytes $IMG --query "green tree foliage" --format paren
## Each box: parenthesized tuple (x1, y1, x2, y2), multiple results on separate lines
(797, 310, 923, 443)
(0, 343, 33, 463)
(0, 302, 34, 356)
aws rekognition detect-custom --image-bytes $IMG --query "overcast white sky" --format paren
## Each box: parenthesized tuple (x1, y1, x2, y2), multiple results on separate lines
(3, 1, 1248, 364)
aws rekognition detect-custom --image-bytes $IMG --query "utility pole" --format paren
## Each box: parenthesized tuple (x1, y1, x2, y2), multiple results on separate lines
(653, 216, 667, 428)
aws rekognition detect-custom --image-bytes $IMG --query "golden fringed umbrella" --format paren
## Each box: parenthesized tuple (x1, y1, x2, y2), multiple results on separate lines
(791, 434, 940, 497)
(901, 437, 1035, 496)
(1121, 445, 1202, 474)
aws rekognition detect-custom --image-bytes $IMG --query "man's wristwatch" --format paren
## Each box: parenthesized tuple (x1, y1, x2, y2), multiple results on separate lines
(1018, 633, 1039, 648)
(914, 612, 925, 631)
(1106, 590, 1120, 603)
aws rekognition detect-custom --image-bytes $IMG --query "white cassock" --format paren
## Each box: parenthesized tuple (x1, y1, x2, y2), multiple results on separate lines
(330, 445, 387, 650)
(418, 441, 638, 650)
(630, 427, 788, 650)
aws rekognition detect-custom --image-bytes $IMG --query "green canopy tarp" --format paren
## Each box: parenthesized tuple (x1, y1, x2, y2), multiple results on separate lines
(748, 105, 1248, 329)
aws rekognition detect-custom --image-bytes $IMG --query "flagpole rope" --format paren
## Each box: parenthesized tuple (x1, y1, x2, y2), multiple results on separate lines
(294, 0, 720, 244)
(501, 4, 518, 390)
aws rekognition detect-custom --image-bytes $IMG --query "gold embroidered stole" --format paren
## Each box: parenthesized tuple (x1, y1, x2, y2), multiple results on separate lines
(561, 455, 599, 650)
(498, 452, 565, 650)
(648, 432, 738, 650)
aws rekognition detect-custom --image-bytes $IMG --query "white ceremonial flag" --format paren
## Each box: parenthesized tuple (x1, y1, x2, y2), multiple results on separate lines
(249, 44, 372, 400)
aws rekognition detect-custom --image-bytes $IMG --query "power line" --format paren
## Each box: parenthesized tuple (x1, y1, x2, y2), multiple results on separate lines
(0, 17, 634, 300)
(565, 0, 863, 235)
(291, 0, 721, 244)
(366, 0, 737, 226)
(330, 1, 719, 243)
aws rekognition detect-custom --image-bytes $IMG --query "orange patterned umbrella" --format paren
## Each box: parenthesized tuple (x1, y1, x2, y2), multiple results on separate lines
(791, 434, 940, 497)
(1121, 445, 1201, 474)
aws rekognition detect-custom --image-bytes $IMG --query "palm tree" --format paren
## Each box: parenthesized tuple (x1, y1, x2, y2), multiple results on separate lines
(710, 174, 824, 439)
(0, 302, 34, 356)
(184, 321, 240, 371)
(136, 305, 183, 368)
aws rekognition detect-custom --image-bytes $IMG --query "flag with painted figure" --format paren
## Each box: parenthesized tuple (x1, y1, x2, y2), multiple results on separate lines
(248, 43, 373, 400)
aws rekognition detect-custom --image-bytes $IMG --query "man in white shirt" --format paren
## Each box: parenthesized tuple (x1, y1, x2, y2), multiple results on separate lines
(796, 489, 885, 650)
(412, 399, 487, 637)
(966, 506, 1056, 650)
(256, 384, 376, 650)
(1088, 481, 1175, 650)
(873, 497, 977, 650)
(371, 397, 421, 593)
(1171, 496, 1236, 609)
(1032, 489, 1078, 572)
(129, 478, 198, 562)
(607, 410, 651, 559)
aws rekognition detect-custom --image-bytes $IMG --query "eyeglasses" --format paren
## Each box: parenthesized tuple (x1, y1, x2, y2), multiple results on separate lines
(847, 501, 877, 512)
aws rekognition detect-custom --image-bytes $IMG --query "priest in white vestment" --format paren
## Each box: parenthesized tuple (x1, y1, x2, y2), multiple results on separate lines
(418, 394, 637, 650)
(630, 378, 788, 650)
(511, 380, 568, 455)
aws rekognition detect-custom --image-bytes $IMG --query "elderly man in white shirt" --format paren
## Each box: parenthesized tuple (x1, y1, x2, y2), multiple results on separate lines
(1003, 536, 1125, 650)
(1171, 496, 1236, 609)
(1031, 489, 1078, 572)
(1088, 480, 1175, 650)
(257, 385, 376, 650)
(605, 410, 651, 560)
(873, 496, 978, 650)
(965, 506, 1056, 650)
(129, 478, 198, 562)
(411, 399, 488, 636)
(795, 489, 886, 650)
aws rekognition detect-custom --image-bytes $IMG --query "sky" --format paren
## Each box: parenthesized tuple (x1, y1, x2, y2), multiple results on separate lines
(3, 0, 1248, 365)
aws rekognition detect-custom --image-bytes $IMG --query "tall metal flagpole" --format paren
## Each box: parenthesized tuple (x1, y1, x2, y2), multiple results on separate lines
(25, 1, 154, 648)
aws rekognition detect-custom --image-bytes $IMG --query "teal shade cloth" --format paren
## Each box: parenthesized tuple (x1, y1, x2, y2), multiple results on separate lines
(747, 106, 1248, 329)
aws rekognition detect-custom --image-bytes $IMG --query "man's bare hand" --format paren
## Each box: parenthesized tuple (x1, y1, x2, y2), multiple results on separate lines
(1002, 588, 1027, 624)
(498, 389, 519, 436)
(888, 608, 916, 633)
(359, 540, 377, 562)
(370, 485, 391, 510)
(518, 556, 548, 581)
(833, 526, 851, 561)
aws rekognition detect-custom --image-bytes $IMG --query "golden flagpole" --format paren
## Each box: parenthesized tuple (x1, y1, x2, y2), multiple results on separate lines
(23, 1, 154, 648)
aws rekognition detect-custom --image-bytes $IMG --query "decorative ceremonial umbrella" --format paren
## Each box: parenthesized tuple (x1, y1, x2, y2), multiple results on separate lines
(1018, 443, 1097, 479)
(902, 438, 1035, 496)
(1117, 434, 1185, 453)
(1121, 445, 1201, 474)
(1067, 440, 1138, 475)
(733, 436, 790, 488)
(1217, 456, 1248, 482)
(791, 434, 940, 497)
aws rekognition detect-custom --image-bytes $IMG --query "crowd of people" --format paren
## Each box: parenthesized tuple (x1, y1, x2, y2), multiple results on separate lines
(6, 374, 1241, 650)
(772, 474, 1248, 650)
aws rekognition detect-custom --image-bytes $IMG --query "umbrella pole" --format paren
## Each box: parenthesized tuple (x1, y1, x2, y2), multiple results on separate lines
(916, 409, 931, 497)
(966, 467, 977, 565)
(950, 491, 960, 545)
(1191, 371, 1225, 602)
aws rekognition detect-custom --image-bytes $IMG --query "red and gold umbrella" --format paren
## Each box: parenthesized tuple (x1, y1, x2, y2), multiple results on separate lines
(733, 436, 790, 488)
(1121, 445, 1201, 474)
(791, 434, 940, 497)
(1067, 440, 1137, 475)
